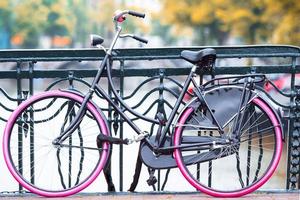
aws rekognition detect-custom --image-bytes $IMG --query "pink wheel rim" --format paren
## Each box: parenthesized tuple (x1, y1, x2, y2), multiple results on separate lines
(174, 97, 282, 197)
(3, 90, 110, 197)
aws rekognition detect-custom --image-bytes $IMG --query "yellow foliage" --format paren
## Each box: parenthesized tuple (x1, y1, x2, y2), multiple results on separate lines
(171, 26, 194, 38)
(264, 0, 300, 44)
(160, 0, 300, 45)
(14, 0, 49, 35)
(272, 13, 300, 44)
(88, 0, 118, 33)
(191, 2, 215, 24)
(0, 0, 9, 9)
(161, 0, 189, 25)
(49, 1, 76, 35)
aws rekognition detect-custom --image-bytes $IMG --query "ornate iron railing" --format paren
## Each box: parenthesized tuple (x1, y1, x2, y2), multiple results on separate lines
(0, 45, 299, 193)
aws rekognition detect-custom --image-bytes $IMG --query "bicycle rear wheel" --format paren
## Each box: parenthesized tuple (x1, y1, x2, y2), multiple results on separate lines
(3, 90, 111, 197)
(174, 96, 282, 197)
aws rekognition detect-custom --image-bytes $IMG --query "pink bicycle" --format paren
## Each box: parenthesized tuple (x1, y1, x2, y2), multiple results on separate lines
(3, 10, 283, 197)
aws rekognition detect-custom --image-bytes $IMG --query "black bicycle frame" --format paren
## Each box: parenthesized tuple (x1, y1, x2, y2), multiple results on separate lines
(55, 52, 264, 152)
(54, 49, 215, 151)
(98, 59, 201, 149)
(54, 14, 266, 152)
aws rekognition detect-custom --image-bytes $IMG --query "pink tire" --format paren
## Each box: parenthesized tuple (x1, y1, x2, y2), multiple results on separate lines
(174, 97, 282, 197)
(3, 90, 111, 197)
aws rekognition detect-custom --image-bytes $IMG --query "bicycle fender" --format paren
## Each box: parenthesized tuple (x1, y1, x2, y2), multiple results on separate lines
(203, 86, 255, 128)
(181, 85, 284, 141)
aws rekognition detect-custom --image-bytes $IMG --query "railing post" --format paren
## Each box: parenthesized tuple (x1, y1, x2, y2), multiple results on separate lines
(68, 71, 75, 89)
(119, 60, 125, 192)
(287, 85, 300, 189)
(286, 57, 300, 189)
(29, 62, 35, 185)
(107, 64, 115, 191)
(157, 69, 166, 191)
(16, 62, 23, 192)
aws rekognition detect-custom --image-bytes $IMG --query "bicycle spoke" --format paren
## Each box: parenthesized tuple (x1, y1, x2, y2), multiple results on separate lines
(4, 92, 110, 195)
(174, 96, 281, 195)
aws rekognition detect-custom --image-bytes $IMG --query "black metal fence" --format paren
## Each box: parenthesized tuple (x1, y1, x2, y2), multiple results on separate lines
(0, 45, 299, 193)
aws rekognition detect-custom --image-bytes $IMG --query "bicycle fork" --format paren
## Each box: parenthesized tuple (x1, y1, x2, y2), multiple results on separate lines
(52, 55, 110, 145)
(52, 92, 92, 146)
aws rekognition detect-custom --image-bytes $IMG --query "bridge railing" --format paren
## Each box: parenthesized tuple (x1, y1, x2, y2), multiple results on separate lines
(0, 45, 299, 193)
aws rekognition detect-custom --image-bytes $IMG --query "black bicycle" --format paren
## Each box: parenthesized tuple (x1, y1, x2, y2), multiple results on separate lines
(3, 10, 283, 197)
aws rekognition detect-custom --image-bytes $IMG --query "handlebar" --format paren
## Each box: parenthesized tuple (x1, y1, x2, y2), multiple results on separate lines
(132, 35, 148, 44)
(113, 10, 148, 44)
(113, 10, 145, 22)
(128, 10, 145, 18)
(91, 10, 148, 50)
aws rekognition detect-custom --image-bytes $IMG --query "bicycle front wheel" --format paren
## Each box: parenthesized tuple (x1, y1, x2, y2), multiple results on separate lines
(3, 90, 111, 197)
(174, 96, 282, 197)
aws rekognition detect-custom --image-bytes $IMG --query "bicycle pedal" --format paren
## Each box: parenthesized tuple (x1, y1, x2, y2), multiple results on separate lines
(146, 175, 157, 186)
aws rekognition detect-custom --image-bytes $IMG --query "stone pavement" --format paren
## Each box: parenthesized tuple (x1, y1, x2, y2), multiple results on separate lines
(0, 192, 299, 200)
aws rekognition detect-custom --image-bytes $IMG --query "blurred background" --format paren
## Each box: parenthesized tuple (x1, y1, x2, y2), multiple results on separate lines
(0, 0, 299, 49)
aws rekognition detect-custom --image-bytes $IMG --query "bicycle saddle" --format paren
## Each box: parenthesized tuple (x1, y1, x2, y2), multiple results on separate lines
(181, 48, 216, 67)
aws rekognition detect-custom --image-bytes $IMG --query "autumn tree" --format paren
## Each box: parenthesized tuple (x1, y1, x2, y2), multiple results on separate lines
(68, 0, 89, 47)
(0, 0, 12, 48)
(215, 0, 269, 44)
(160, 0, 300, 45)
(216, 0, 300, 45)
(160, 0, 229, 45)
(43, 0, 75, 47)
(2, 0, 149, 48)
(0, 1, 12, 32)
(10, 0, 76, 48)
(12, 0, 49, 48)
(264, 0, 300, 45)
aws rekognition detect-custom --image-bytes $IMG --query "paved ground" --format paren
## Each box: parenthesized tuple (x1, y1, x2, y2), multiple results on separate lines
(0, 192, 299, 200)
